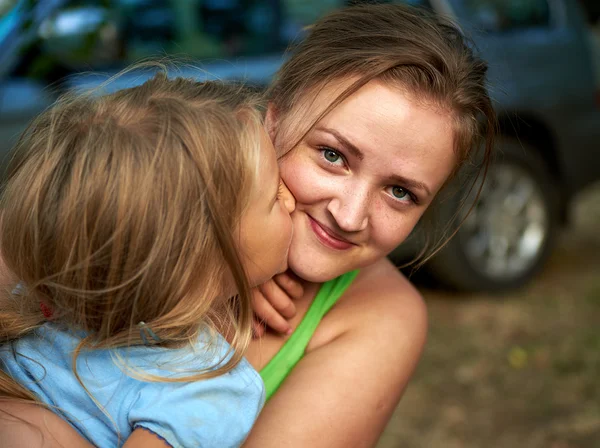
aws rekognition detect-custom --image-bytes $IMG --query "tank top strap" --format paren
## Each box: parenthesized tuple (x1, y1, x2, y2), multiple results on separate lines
(260, 270, 359, 401)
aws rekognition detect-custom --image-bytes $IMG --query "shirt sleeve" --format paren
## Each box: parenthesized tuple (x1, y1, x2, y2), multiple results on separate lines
(128, 361, 265, 448)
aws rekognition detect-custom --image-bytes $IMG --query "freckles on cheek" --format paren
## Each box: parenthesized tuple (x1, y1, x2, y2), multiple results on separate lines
(373, 206, 416, 251)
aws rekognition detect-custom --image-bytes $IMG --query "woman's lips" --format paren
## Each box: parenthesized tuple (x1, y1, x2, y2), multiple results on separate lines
(307, 215, 354, 251)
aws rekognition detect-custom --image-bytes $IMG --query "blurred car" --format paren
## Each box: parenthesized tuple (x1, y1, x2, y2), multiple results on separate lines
(0, 0, 599, 292)
(390, 0, 600, 292)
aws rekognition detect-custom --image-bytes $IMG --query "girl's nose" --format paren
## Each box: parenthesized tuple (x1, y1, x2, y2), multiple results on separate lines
(279, 180, 296, 214)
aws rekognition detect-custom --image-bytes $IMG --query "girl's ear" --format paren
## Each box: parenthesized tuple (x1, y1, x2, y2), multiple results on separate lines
(265, 103, 278, 143)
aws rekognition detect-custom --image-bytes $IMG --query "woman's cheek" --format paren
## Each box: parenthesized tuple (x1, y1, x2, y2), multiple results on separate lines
(280, 152, 330, 204)
(372, 212, 418, 255)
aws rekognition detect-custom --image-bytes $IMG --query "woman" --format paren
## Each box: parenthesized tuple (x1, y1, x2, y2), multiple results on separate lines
(245, 4, 493, 447)
(0, 3, 494, 447)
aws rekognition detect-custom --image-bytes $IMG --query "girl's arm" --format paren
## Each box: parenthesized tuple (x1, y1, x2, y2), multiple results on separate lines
(123, 428, 171, 448)
(244, 258, 428, 448)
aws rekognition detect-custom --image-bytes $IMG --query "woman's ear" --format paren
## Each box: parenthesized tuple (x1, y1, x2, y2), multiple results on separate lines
(266, 103, 294, 159)
(265, 103, 278, 143)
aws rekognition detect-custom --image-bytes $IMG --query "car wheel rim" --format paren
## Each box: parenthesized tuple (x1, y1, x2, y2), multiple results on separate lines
(459, 162, 549, 280)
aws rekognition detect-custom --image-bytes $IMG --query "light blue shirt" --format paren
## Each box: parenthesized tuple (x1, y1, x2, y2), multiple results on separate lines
(0, 323, 264, 447)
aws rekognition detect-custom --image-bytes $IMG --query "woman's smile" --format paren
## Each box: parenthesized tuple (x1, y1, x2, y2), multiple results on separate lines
(307, 214, 356, 251)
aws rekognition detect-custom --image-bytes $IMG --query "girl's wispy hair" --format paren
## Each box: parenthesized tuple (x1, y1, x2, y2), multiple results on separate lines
(0, 65, 264, 394)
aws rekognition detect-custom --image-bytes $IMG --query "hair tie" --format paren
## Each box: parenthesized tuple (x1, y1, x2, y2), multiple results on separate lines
(138, 321, 161, 345)
(40, 302, 53, 319)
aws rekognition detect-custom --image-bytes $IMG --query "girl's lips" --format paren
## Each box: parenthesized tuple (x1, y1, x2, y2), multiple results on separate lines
(307, 215, 354, 251)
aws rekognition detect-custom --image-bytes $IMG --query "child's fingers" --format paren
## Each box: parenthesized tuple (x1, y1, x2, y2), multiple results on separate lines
(252, 317, 266, 339)
(259, 280, 296, 319)
(251, 288, 292, 335)
(273, 272, 304, 300)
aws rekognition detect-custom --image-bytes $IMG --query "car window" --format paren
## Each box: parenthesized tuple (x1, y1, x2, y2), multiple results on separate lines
(0, 2, 21, 43)
(351, 0, 431, 9)
(279, 0, 345, 42)
(131, 1, 436, 60)
(125, 0, 285, 60)
(7, 0, 345, 84)
(463, 0, 551, 32)
(4, 0, 436, 87)
(398, 0, 432, 8)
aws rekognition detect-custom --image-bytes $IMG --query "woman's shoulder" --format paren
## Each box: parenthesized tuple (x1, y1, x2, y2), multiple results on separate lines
(329, 258, 426, 329)
(307, 258, 428, 354)
(351, 257, 423, 303)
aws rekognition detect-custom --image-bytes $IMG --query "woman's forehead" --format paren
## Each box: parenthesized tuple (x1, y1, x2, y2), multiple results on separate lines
(318, 81, 452, 146)
(283, 78, 448, 135)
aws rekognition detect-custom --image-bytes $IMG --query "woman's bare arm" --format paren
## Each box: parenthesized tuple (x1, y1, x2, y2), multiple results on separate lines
(244, 259, 428, 448)
(0, 401, 94, 448)
(0, 403, 171, 448)
(0, 241, 92, 448)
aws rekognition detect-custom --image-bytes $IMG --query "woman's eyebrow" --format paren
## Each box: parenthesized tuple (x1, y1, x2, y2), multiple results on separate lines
(315, 126, 364, 161)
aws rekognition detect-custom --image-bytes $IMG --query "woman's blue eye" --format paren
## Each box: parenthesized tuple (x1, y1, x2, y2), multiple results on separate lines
(391, 186, 409, 200)
(323, 149, 341, 163)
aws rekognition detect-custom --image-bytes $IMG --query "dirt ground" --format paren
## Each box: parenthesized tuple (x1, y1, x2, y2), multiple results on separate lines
(378, 183, 600, 448)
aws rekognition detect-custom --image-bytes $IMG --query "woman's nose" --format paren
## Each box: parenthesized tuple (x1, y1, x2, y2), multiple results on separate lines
(326, 188, 369, 233)
(279, 180, 296, 214)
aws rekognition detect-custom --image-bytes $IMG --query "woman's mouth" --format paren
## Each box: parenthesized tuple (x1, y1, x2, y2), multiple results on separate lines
(307, 215, 354, 251)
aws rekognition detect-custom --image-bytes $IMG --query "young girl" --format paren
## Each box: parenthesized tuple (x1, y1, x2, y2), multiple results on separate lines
(0, 71, 295, 447)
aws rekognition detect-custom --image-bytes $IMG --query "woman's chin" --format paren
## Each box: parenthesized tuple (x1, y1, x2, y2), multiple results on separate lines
(287, 252, 348, 283)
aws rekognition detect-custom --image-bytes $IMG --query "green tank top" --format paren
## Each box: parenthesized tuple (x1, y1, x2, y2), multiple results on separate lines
(259, 270, 359, 401)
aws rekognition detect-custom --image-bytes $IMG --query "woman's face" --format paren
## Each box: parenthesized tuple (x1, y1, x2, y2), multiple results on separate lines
(271, 80, 457, 283)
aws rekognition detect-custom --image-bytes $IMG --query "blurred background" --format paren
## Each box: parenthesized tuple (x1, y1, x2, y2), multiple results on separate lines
(0, 0, 599, 446)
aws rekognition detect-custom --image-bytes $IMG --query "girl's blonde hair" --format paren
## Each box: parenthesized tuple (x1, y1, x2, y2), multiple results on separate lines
(0, 69, 263, 401)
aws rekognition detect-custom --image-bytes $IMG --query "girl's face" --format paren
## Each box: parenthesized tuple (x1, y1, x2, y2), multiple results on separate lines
(238, 128, 296, 288)
(272, 80, 457, 283)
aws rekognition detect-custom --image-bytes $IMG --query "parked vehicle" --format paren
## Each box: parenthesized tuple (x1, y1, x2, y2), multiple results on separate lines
(1, 0, 599, 292)
(402, 0, 600, 291)
(390, 0, 600, 292)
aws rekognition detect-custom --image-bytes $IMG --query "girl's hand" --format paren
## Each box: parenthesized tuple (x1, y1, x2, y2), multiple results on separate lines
(252, 271, 304, 337)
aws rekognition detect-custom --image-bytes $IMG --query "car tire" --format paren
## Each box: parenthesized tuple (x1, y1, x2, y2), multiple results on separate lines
(425, 136, 560, 292)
